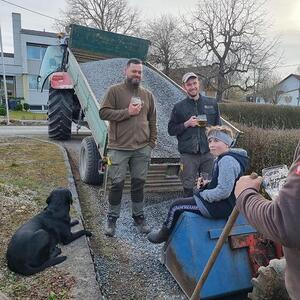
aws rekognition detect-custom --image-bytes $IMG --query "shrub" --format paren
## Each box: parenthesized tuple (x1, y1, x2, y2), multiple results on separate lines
(15, 103, 23, 111)
(220, 102, 300, 129)
(236, 124, 299, 174)
(0, 107, 6, 116)
(23, 103, 30, 111)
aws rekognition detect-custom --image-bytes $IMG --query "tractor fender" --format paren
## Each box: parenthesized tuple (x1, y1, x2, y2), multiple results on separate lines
(50, 72, 73, 89)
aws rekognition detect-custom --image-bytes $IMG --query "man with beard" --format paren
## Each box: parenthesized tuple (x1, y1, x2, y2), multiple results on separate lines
(168, 72, 221, 197)
(99, 58, 157, 237)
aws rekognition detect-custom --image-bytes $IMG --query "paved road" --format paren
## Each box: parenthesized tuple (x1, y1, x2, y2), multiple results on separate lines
(0, 124, 90, 136)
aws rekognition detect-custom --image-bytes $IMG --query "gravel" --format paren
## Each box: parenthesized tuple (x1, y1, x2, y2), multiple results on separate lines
(80, 58, 186, 159)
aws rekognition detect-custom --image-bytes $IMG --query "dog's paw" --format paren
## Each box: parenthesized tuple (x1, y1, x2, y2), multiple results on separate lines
(85, 230, 92, 237)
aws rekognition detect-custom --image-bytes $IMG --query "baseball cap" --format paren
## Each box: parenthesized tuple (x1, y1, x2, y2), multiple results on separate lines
(182, 72, 198, 83)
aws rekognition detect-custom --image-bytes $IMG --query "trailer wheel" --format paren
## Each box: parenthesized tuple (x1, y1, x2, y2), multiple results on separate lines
(79, 136, 103, 185)
(248, 258, 290, 300)
(48, 88, 73, 140)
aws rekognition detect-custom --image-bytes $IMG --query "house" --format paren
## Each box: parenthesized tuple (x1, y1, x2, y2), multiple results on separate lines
(276, 74, 300, 106)
(0, 13, 59, 112)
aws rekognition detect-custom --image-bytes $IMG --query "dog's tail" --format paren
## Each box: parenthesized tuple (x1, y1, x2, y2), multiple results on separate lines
(19, 256, 67, 276)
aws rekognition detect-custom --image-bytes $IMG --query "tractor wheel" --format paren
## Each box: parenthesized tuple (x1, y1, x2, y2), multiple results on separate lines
(79, 136, 103, 185)
(48, 88, 73, 140)
(248, 258, 290, 300)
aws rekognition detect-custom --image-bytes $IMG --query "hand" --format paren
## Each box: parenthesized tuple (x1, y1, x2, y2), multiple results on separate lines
(184, 116, 198, 128)
(128, 103, 142, 116)
(234, 175, 263, 198)
(196, 177, 210, 189)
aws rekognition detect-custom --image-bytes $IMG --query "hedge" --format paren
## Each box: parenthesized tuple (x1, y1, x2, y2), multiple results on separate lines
(235, 124, 299, 174)
(220, 102, 300, 129)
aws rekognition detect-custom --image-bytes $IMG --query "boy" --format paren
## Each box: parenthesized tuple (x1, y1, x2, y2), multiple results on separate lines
(148, 125, 249, 244)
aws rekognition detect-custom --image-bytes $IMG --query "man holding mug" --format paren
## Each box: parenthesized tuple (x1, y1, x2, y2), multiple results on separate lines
(168, 72, 221, 197)
(99, 58, 157, 237)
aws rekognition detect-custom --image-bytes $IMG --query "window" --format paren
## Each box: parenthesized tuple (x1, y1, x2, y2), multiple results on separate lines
(0, 75, 16, 98)
(27, 44, 48, 60)
(28, 75, 38, 90)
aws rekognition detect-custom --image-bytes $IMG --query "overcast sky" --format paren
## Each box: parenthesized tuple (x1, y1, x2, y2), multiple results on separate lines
(0, 0, 300, 78)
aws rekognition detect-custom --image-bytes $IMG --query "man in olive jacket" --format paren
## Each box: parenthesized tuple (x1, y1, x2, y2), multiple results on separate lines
(168, 72, 221, 197)
(235, 140, 300, 300)
(99, 58, 157, 237)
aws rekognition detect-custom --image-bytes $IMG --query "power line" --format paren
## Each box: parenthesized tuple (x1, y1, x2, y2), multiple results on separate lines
(0, 0, 60, 21)
(275, 63, 300, 68)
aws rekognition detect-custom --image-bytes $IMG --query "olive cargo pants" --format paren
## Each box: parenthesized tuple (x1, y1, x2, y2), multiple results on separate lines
(107, 145, 152, 218)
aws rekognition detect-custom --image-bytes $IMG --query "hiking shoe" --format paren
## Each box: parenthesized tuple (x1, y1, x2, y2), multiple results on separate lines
(147, 225, 170, 244)
(133, 215, 151, 234)
(105, 216, 117, 237)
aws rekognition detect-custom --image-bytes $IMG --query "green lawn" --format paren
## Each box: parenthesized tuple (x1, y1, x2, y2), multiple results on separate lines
(9, 110, 47, 120)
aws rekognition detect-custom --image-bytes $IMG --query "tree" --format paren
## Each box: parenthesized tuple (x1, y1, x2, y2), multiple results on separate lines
(183, 0, 280, 101)
(257, 73, 281, 104)
(142, 15, 184, 76)
(56, 0, 140, 35)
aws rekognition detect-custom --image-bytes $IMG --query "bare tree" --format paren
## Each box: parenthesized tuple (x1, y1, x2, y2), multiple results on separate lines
(142, 15, 184, 76)
(56, 0, 140, 35)
(257, 73, 281, 104)
(183, 0, 280, 101)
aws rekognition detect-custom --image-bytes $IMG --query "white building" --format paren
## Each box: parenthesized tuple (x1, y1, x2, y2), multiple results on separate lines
(0, 13, 59, 111)
(276, 74, 300, 106)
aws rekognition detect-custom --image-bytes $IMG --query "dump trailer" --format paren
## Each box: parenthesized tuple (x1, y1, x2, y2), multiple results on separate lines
(38, 25, 287, 299)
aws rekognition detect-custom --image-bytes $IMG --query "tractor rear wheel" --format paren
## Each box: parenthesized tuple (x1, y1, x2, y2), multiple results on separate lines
(48, 88, 73, 140)
(79, 136, 103, 185)
(248, 258, 290, 300)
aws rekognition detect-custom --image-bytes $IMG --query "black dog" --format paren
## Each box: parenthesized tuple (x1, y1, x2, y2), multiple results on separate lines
(6, 188, 92, 276)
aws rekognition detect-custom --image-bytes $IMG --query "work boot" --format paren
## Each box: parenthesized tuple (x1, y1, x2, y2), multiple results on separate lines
(147, 225, 170, 244)
(133, 215, 151, 234)
(104, 216, 117, 237)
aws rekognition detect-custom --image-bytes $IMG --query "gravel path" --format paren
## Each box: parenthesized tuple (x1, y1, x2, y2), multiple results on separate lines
(80, 58, 185, 159)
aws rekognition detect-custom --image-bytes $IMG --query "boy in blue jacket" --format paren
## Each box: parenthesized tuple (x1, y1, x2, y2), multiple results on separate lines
(148, 125, 249, 244)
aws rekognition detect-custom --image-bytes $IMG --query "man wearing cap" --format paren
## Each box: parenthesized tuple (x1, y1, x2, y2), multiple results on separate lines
(168, 72, 221, 197)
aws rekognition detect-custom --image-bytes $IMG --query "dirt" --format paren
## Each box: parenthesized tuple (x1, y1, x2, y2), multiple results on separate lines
(0, 137, 75, 300)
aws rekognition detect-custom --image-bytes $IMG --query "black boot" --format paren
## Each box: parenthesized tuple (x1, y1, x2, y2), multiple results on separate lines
(105, 216, 117, 237)
(133, 215, 151, 234)
(147, 225, 170, 244)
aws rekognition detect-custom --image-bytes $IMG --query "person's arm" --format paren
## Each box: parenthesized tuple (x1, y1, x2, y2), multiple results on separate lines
(168, 106, 186, 136)
(199, 156, 241, 202)
(148, 94, 157, 148)
(99, 87, 131, 122)
(235, 149, 300, 248)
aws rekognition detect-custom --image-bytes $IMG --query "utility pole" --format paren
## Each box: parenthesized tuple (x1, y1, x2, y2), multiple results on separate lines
(0, 25, 10, 124)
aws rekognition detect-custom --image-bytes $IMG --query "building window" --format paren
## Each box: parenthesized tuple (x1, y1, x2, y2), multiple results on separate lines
(0, 75, 16, 100)
(27, 44, 47, 60)
(28, 75, 38, 90)
(29, 105, 43, 111)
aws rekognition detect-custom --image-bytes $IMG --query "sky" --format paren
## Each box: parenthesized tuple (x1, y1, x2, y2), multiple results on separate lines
(0, 0, 300, 78)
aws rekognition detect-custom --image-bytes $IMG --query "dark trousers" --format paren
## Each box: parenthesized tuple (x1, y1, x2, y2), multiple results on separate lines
(164, 197, 203, 232)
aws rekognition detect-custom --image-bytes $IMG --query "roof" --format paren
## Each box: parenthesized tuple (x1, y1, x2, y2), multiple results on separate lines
(20, 29, 57, 38)
(278, 73, 300, 85)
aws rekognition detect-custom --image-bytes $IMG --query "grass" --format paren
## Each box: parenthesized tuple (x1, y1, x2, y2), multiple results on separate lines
(0, 137, 75, 299)
(8, 110, 47, 120)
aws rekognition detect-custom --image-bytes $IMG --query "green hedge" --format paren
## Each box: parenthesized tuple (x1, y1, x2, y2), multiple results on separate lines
(220, 102, 300, 129)
(235, 124, 299, 174)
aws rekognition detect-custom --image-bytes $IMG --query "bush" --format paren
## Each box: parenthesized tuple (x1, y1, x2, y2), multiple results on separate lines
(23, 103, 30, 111)
(0, 107, 6, 116)
(220, 102, 300, 129)
(236, 124, 299, 174)
(14, 103, 23, 111)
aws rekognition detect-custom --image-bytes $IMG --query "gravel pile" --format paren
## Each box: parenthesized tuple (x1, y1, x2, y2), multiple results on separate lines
(80, 58, 186, 159)
(94, 191, 187, 299)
